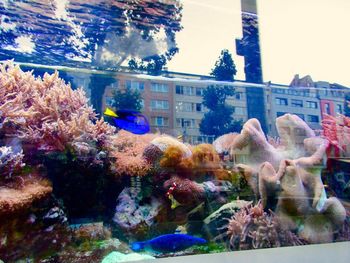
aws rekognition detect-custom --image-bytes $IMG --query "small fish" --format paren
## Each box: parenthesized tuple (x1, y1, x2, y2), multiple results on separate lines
(131, 234, 206, 253)
(104, 107, 150, 135)
(168, 194, 181, 209)
(166, 182, 181, 209)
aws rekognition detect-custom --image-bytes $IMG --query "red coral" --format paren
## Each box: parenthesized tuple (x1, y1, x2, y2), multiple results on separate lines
(322, 114, 350, 157)
(163, 175, 205, 205)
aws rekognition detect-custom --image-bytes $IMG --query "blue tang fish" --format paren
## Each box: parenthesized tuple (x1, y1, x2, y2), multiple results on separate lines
(131, 234, 206, 253)
(104, 107, 150, 135)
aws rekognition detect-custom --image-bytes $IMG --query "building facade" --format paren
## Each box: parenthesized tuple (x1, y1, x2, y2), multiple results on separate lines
(99, 71, 348, 143)
(102, 72, 249, 144)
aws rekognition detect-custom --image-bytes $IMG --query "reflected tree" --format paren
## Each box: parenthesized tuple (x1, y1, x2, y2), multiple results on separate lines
(0, 0, 183, 113)
(112, 87, 143, 112)
(210, 49, 237, 82)
(200, 85, 242, 137)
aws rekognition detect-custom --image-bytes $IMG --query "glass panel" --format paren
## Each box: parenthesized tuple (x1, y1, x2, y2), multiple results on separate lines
(0, 0, 349, 262)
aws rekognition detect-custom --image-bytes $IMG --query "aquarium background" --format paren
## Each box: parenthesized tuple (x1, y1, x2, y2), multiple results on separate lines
(0, 0, 350, 263)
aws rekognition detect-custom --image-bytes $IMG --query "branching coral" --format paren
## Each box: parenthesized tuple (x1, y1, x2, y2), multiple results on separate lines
(0, 61, 115, 152)
(0, 146, 25, 177)
(107, 130, 157, 177)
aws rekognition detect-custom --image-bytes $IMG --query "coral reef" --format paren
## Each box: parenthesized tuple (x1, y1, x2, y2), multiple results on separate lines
(149, 135, 192, 158)
(0, 61, 350, 260)
(113, 188, 162, 233)
(226, 114, 346, 244)
(107, 130, 157, 177)
(192, 144, 221, 174)
(203, 199, 251, 239)
(0, 61, 115, 153)
(0, 179, 52, 215)
(163, 175, 233, 207)
(0, 146, 24, 177)
(159, 145, 194, 178)
(0, 194, 70, 261)
(221, 201, 306, 250)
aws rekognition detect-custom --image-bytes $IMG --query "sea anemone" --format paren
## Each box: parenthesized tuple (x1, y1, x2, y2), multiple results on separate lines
(223, 201, 306, 250)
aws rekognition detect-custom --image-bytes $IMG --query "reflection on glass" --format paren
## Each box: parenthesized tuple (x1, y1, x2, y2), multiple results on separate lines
(0, 0, 349, 262)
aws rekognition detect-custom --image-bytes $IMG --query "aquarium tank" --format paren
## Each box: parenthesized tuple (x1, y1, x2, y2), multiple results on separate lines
(0, 0, 350, 262)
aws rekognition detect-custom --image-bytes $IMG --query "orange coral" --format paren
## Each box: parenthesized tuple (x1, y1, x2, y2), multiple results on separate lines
(192, 144, 221, 169)
(191, 144, 223, 180)
(159, 145, 194, 178)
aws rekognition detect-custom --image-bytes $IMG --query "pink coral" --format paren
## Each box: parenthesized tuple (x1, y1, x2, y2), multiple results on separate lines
(321, 114, 350, 157)
(107, 130, 157, 177)
(0, 61, 115, 152)
(224, 201, 306, 250)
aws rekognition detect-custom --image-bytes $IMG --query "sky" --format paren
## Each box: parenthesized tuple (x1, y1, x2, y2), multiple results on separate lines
(167, 0, 350, 87)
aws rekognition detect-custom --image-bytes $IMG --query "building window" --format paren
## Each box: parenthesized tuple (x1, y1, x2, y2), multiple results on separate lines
(196, 88, 204, 96)
(151, 100, 169, 110)
(307, 115, 319, 123)
(196, 103, 202, 112)
(337, 104, 342, 114)
(176, 118, 197, 128)
(277, 112, 287, 117)
(306, 101, 318, 109)
(176, 85, 194, 95)
(234, 107, 244, 115)
(176, 85, 183, 94)
(291, 99, 303, 107)
(105, 96, 114, 107)
(125, 80, 144, 91)
(275, 97, 288, 105)
(151, 83, 168, 93)
(151, 116, 169, 127)
(235, 92, 243, 100)
(176, 102, 193, 112)
(109, 81, 119, 89)
(325, 103, 331, 114)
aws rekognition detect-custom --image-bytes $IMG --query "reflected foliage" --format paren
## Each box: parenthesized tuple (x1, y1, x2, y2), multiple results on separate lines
(210, 49, 237, 82)
(112, 88, 143, 112)
(200, 85, 242, 137)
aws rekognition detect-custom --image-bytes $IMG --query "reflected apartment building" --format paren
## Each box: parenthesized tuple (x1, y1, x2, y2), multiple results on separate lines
(102, 72, 248, 144)
(101, 70, 348, 143)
